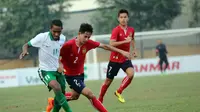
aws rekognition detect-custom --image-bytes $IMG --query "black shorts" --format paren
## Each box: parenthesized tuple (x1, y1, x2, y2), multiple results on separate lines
(65, 73, 85, 94)
(106, 60, 133, 79)
(159, 57, 169, 65)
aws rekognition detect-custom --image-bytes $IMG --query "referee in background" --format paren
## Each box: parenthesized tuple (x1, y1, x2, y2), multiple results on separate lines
(156, 39, 169, 74)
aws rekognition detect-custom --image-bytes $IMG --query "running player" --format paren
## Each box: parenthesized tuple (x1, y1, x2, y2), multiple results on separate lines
(156, 39, 169, 74)
(19, 20, 72, 112)
(98, 9, 137, 103)
(48, 23, 131, 112)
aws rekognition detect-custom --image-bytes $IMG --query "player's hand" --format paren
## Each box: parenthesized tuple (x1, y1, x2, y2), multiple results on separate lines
(19, 50, 29, 59)
(122, 51, 131, 60)
(57, 66, 64, 73)
(132, 50, 137, 58)
(125, 33, 132, 43)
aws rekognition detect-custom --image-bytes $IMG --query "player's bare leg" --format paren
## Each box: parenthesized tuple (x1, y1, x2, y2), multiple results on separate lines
(82, 87, 108, 112)
(67, 89, 80, 101)
(46, 80, 72, 112)
(163, 59, 169, 74)
(99, 78, 113, 103)
(116, 67, 134, 103)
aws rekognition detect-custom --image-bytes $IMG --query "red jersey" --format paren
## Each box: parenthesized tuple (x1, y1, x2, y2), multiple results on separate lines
(60, 38, 100, 76)
(109, 25, 135, 63)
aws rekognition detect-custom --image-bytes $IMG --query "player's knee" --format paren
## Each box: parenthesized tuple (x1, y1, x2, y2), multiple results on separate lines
(127, 71, 134, 79)
(128, 74, 134, 79)
(85, 91, 95, 99)
(49, 81, 62, 92)
(104, 78, 113, 86)
(126, 68, 134, 79)
(53, 85, 62, 92)
(71, 94, 80, 100)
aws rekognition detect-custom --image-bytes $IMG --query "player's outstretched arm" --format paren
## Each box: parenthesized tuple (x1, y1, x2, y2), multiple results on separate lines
(19, 33, 44, 59)
(110, 36, 132, 47)
(98, 43, 131, 60)
(19, 43, 30, 59)
(110, 33, 132, 47)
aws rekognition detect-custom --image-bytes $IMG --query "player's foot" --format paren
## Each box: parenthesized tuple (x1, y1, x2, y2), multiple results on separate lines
(98, 97, 104, 103)
(114, 91, 125, 103)
(46, 97, 54, 112)
(163, 71, 167, 75)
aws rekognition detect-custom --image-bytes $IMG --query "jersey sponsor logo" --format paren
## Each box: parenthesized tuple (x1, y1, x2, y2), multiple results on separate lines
(43, 44, 50, 47)
(82, 47, 87, 54)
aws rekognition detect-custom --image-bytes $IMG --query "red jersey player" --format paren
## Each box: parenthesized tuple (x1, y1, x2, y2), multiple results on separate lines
(99, 9, 137, 103)
(48, 23, 131, 112)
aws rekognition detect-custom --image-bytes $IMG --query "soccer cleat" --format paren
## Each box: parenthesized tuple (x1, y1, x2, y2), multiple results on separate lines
(46, 97, 54, 112)
(114, 91, 125, 103)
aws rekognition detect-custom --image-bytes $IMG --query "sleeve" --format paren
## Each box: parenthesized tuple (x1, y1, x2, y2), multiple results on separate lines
(155, 45, 159, 53)
(28, 33, 44, 48)
(87, 40, 100, 50)
(110, 28, 118, 40)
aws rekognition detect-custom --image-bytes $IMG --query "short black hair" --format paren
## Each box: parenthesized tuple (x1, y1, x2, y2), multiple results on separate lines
(79, 23, 93, 34)
(51, 19, 63, 28)
(118, 9, 129, 17)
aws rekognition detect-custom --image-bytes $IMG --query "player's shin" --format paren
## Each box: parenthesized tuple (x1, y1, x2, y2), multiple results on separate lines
(89, 97, 108, 112)
(117, 76, 133, 94)
(55, 91, 72, 112)
(164, 63, 169, 71)
(52, 99, 61, 112)
(99, 83, 109, 102)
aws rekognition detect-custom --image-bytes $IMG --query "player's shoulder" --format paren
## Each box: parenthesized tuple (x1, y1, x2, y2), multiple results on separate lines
(60, 34, 66, 40)
(59, 34, 66, 45)
(64, 38, 75, 45)
(128, 26, 135, 31)
(112, 26, 121, 31)
(87, 39, 95, 43)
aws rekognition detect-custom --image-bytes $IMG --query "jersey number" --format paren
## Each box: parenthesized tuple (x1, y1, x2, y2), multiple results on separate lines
(108, 66, 112, 73)
(73, 79, 81, 87)
(74, 57, 78, 63)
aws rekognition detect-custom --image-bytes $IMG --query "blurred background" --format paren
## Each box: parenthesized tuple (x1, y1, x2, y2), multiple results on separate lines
(0, 0, 200, 69)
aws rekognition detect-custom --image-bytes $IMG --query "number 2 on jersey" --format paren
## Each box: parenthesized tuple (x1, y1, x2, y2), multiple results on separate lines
(74, 57, 78, 63)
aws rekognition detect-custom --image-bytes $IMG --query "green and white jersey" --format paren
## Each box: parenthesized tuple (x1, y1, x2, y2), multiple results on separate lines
(28, 32, 66, 71)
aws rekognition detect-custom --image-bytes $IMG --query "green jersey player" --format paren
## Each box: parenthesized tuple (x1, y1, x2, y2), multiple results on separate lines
(19, 19, 72, 112)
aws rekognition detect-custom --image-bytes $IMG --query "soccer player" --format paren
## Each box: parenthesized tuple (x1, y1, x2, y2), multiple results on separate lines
(19, 20, 72, 112)
(98, 9, 137, 103)
(48, 23, 131, 112)
(156, 39, 169, 74)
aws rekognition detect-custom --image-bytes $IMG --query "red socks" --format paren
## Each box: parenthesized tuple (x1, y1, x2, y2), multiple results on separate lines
(99, 84, 109, 103)
(117, 76, 132, 94)
(90, 97, 108, 112)
(65, 92, 72, 101)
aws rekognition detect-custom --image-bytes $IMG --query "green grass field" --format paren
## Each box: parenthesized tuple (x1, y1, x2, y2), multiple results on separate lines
(1, 72, 200, 112)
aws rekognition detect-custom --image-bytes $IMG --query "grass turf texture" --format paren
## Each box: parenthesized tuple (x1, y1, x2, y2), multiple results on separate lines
(0, 72, 200, 112)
